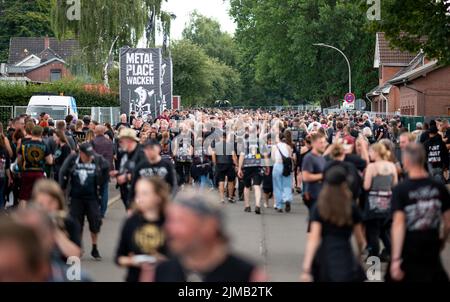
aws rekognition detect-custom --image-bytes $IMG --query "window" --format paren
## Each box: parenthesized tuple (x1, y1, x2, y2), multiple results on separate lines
(50, 69, 62, 82)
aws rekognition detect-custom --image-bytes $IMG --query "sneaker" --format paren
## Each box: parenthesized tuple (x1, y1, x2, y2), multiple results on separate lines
(263, 202, 268, 208)
(244, 206, 251, 212)
(228, 198, 236, 204)
(221, 199, 225, 204)
(255, 207, 261, 215)
(91, 246, 102, 261)
(277, 208, 283, 213)
(285, 202, 291, 213)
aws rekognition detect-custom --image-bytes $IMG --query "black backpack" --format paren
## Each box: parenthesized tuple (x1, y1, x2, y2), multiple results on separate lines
(277, 145, 292, 177)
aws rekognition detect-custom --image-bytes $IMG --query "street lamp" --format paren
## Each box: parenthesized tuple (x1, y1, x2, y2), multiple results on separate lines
(313, 43, 352, 94)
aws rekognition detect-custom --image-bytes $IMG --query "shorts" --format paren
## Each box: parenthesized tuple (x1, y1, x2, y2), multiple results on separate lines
(216, 164, 236, 183)
(19, 171, 45, 201)
(69, 198, 102, 234)
(263, 167, 273, 193)
(243, 167, 263, 188)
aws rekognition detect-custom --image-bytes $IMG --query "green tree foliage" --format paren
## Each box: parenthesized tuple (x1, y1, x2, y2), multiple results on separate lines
(230, 0, 378, 107)
(172, 13, 242, 106)
(182, 11, 239, 67)
(171, 40, 241, 107)
(372, 0, 450, 64)
(50, 0, 169, 80)
(0, 0, 54, 62)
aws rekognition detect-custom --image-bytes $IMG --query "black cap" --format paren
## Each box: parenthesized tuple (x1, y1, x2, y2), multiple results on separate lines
(429, 125, 438, 134)
(79, 142, 95, 156)
(143, 139, 161, 148)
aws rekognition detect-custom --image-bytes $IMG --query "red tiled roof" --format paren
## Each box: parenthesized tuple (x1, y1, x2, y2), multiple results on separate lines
(377, 32, 416, 65)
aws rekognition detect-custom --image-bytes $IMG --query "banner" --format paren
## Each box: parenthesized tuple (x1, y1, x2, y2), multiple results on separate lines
(119, 48, 162, 120)
(161, 56, 173, 111)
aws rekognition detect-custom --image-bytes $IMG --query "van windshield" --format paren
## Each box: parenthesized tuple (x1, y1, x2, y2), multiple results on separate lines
(26, 106, 67, 121)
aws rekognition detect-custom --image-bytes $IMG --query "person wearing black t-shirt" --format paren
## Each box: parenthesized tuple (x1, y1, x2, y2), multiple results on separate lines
(53, 130, 72, 182)
(388, 143, 450, 282)
(154, 190, 267, 282)
(211, 132, 238, 203)
(129, 140, 178, 203)
(301, 166, 366, 282)
(237, 128, 270, 214)
(116, 177, 170, 282)
(110, 128, 146, 211)
(59, 143, 110, 261)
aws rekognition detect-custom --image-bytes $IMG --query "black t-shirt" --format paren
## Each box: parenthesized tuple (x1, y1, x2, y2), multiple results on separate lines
(391, 178, 450, 264)
(73, 131, 86, 145)
(344, 154, 367, 173)
(211, 139, 235, 165)
(54, 144, 71, 170)
(115, 213, 167, 282)
(129, 159, 177, 202)
(21, 139, 50, 172)
(70, 159, 97, 200)
(155, 254, 256, 282)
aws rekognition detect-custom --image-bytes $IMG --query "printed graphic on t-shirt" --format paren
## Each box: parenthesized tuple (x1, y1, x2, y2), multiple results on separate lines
(139, 166, 169, 178)
(133, 224, 165, 254)
(427, 145, 442, 164)
(22, 142, 47, 171)
(404, 186, 442, 231)
(74, 163, 96, 186)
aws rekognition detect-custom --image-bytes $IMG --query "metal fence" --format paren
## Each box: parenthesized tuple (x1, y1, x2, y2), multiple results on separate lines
(0, 106, 121, 127)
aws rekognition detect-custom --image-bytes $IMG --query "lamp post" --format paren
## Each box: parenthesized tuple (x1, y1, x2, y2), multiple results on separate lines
(313, 43, 352, 94)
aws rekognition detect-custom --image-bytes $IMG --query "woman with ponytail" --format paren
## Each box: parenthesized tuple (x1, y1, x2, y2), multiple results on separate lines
(363, 143, 398, 261)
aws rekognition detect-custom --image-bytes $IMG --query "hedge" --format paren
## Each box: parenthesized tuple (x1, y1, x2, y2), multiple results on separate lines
(0, 80, 119, 107)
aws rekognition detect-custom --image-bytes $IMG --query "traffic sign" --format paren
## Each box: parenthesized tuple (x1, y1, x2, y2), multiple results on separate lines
(342, 101, 355, 110)
(344, 93, 355, 103)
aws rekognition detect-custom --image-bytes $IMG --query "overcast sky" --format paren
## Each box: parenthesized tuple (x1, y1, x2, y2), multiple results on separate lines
(163, 0, 236, 40)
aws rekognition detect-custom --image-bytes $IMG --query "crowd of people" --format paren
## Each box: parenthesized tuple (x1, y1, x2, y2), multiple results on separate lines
(0, 107, 449, 282)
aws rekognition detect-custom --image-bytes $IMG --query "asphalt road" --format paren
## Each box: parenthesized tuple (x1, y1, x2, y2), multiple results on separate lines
(81, 186, 450, 282)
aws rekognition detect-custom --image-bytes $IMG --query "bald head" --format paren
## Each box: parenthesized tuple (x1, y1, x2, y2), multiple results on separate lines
(94, 125, 105, 136)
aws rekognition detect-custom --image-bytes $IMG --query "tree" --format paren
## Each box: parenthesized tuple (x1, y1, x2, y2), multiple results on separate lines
(50, 0, 171, 87)
(171, 40, 242, 107)
(372, 0, 450, 64)
(171, 40, 211, 106)
(183, 11, 239, 68)
(0, 0, 53, 62)
(230, 0, 378, 107)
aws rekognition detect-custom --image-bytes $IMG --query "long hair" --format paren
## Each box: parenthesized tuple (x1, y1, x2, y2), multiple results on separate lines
(0, 122, 5, 149)
(376, 140, 395, 162)
(85, 129, 95, 142)
(54, 129, 68, 145)
(317, 169, 353, 227)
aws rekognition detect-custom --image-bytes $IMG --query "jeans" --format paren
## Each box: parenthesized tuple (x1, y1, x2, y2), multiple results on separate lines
(195, 174, 213, 189)
(272, 163, 293, 209)
(100, 180, 109, 218)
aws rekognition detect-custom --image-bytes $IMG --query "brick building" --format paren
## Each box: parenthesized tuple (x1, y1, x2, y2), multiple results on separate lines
(1, 36, 79, 83)
(367, 32, 450, 117)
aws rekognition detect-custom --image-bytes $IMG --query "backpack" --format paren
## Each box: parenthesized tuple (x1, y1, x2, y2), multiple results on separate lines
(277, 145, 292, 177)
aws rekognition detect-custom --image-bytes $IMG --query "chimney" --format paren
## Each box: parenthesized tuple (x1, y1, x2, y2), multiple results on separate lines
(44, 35, 50, 49)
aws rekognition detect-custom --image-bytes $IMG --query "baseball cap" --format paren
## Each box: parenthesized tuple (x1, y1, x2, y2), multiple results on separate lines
(118, 128, 139, 142)
(79, 143, 95, 156)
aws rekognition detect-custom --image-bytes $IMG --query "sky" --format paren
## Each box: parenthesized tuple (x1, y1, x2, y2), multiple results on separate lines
(163, 0, 236, 40)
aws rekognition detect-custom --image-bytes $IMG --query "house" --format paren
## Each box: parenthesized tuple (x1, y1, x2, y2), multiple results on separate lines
(366, 32, 417, 113)
(389, 60, 450, 117)
(3, 36, 79, 83)
(367, 33, 450, 117)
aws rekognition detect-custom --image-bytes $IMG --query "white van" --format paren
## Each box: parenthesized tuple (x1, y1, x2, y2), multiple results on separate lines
(26, 95, 79, 121)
